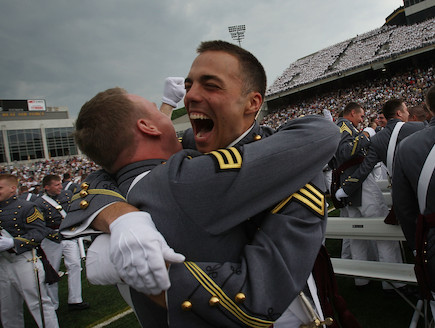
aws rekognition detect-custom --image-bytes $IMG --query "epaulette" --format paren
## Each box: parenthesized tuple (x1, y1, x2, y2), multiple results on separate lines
(71, 182, 126, 210)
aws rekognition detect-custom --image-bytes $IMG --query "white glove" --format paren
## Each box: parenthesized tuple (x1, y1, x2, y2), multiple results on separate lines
(86, 234, 123, 285)
(335, 188, 348, 201)
(109, 212, 185, 295)
(323, 108, 333, 122)
(161, 77, 185, 108)
(0, 236, 14, 252)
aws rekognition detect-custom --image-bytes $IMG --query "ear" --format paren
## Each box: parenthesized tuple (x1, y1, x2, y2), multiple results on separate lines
(136, 118, 162, 137)
(244, 91, 263, 116)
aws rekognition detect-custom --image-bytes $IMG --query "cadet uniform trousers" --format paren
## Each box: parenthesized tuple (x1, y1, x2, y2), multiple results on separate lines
(41, 238, 83, 309)
(0, 250, 59, 328)
(341, 173, 404, 289)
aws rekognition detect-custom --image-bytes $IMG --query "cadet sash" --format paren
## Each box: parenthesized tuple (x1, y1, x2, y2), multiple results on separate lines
(414, 144, 435, 300)
(65, 181, 73, 191)
(42, 194, 67, 219)
(386, 121, 404, 176)
(418, 144, 435, 213)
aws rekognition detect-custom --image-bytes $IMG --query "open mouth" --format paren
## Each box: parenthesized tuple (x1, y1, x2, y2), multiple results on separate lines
(190, 113, 214, 138)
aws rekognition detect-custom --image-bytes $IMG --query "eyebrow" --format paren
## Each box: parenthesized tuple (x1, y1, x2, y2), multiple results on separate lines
(185, 75, 224, 85)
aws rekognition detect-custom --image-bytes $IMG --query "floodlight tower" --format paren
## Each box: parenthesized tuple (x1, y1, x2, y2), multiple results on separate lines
(228, 25, 246, 47)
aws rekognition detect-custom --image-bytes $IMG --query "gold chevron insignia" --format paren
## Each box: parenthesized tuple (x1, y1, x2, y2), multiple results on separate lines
(340, 123, 353, 136)
(184, 262, 274, 327)
(27, 208, 44, 224)
(272, 183, 325, 217)
(209, 147, 242, 171)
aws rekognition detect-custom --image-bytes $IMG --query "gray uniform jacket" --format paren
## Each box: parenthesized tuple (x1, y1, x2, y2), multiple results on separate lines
(342, 119, 425, 197)
(393, 117, 434, 251)
(61, 116, 340, 327)
(0, 196, 47, 254)
(62, 181, 79, 194)
(334, 117, 370, 207)
(35, 190, 72, 243)
(18, 192, 39, 202)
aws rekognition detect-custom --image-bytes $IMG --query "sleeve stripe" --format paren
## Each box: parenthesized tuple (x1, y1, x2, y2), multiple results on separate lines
(15, 237, 38, 246)
(209, 147, 242, 170)
(271, 183, 325, 216)
(184, 262, 274, 328)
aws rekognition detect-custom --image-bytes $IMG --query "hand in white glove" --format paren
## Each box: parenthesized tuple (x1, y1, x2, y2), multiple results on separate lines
(323, 108, 333, 122)
(0, 236, 14, 252)
(335, 188, 348, 201)
(162, 77, 185, 108)
(109, 212, 185, 295)
(87, 234, 123, 286)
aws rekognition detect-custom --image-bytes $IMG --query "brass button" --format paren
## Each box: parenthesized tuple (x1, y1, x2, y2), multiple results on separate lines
(181, 300, 192, 311)
(324, 317, 334, 326)
(254, 135, 262, 141)
(80, 190, 89, 198)
(209, 296, 220, 306)
(80, 200, 89, 209)
(235, 293, 246, 303)
(81, 182, 89, 190)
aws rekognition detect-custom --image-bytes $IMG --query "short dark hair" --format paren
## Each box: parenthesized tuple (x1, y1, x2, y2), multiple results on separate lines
(343, 102, 362, 116)
(382, 98, 404, 120)
(197, 40, 267, 100)
(74, 87, 139, 171)
(408, 105, 429, 121)
(0, 174, 18, 187)
(42, 175, 61, 188)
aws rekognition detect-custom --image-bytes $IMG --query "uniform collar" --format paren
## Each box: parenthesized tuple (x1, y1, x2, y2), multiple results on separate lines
(115, 159, 165, 195)
(0, 195, 17, 208)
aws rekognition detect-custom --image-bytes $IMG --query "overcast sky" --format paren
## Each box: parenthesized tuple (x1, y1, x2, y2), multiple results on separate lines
(0, 0, 404, 119)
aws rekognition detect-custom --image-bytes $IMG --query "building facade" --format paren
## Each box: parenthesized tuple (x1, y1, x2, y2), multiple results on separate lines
(0, 105, 78, 164)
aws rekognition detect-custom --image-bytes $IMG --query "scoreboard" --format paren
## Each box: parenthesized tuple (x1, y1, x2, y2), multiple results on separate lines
(0, 99, 46, 112)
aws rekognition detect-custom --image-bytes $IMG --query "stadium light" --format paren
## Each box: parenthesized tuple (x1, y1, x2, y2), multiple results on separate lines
(228, 25, 246, 47)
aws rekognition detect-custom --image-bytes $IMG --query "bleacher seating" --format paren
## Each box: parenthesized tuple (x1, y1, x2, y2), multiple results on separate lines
(266, 18, 435, 97)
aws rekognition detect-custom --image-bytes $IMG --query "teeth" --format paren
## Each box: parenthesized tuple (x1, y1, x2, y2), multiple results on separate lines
(190, 113, 209, 120)
(196, 131, 202, 137)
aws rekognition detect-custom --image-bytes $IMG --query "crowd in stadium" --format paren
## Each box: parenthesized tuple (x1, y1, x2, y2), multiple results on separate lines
(261, 64, 434, 129)
(0, 156, 99, 191)
(266, 17, 435, 96)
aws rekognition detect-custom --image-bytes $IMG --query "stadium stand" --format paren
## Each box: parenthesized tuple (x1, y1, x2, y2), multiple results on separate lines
(261, 65, 434, 129)
(266, 18, 434, 96)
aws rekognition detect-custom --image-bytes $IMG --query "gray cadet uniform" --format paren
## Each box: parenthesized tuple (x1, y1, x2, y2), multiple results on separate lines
(61, 116, 340, 327)
(0, 196, 59, 328)
(335, 117, 404, 289)
(334, 117, 370, 207)
(18, 192, 39, 202)
(62, 181, 79, 194)
(393, 117, 435, 300)
(35, 190, 84, 309)
(340, 119, 425, 197)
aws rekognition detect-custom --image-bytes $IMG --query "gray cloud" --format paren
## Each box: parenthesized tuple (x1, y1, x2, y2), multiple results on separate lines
(0, 0, 403, 119)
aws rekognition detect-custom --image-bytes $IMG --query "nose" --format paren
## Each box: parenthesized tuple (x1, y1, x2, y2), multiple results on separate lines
(184, 83, 202, 106)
